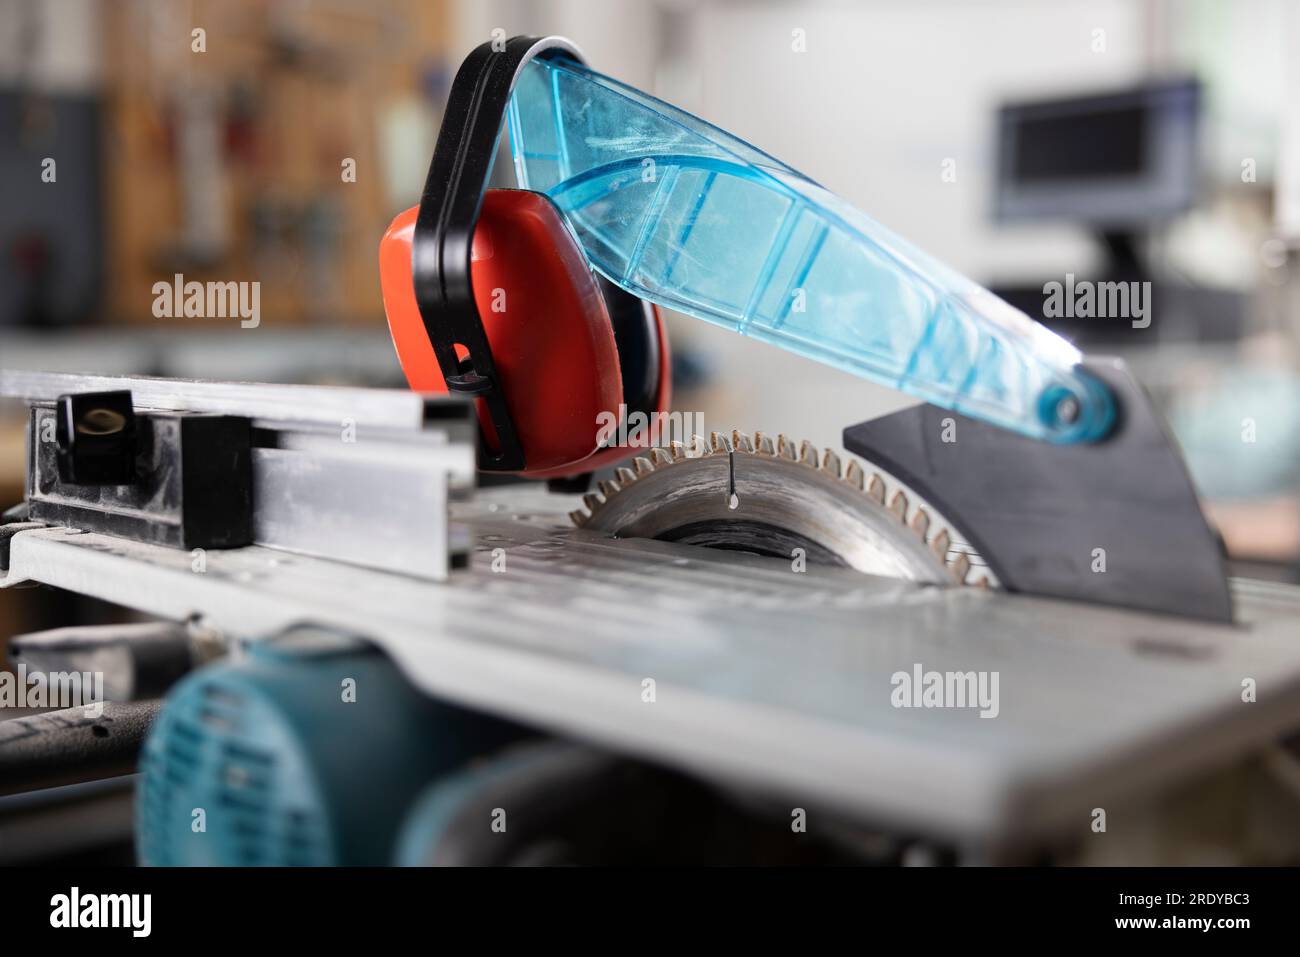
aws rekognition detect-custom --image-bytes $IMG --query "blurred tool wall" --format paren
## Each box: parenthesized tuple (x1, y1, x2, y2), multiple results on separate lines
(1, 0, 453, 329)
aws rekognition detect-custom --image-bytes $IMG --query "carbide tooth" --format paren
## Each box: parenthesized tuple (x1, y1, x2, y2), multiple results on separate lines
(651, 447, 672, 467)
(866, 473, 886, 504)
(616, 466, 637, 485)
(910, 508, 930, 539)
(731, 430, 753, 453)
(709, 430, 729, 453)
(633, 456, 654, 476)
(569, 510, 589, 527)
(820, 449, 841, 478)
(888, 489, 908, 521)
(597, 479, 621, 498)
(777, 434, 797, 460)
(798, 440, 819, 468)
(670, 441, 686, 461)
(754, 431, 774, 455)
(951, 552, 972, 584)
(930, 528, 951, 559)
(686, 434, 710, 458)
(582, 493, 605, 512)
(844, 460, 865, 490)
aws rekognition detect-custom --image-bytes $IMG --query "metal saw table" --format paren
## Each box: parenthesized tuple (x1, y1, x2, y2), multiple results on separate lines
(5, 486, 1300, 858)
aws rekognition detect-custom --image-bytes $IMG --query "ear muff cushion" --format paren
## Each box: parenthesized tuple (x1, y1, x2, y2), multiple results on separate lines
(380, 189, 623, 473)
(599, 273, 661, 425)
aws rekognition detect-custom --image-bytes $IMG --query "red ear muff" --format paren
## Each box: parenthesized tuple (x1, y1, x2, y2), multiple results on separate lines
(380, 189, 624, 474)
(380, 34, 670, 479)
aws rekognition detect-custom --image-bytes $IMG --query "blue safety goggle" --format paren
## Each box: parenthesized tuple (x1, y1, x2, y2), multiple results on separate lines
(506, 54, 1113, 444)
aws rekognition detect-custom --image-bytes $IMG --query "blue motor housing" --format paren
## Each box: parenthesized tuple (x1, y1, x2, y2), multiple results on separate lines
(137, 627, 524, 865)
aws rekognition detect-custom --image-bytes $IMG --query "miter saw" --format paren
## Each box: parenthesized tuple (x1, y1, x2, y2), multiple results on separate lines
(3, 36, 1300, 866)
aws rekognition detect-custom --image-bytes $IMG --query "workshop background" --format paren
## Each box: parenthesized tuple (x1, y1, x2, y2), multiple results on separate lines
(2, 0, 1299, 650)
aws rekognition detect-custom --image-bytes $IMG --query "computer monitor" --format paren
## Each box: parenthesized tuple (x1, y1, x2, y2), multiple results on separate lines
(994, 78, 1201, 227)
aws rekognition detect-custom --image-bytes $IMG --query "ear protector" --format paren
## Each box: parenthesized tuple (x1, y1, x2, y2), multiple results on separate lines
(379, 36, 670, 478)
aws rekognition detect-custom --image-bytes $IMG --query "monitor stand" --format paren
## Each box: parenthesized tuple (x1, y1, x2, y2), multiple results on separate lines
(1097, 229, 1147, 283)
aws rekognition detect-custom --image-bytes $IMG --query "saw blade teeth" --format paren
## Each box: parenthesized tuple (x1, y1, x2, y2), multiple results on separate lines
(820, 449, 841, 478)
(888, 489, 908, 521)
(567, 424, 989, 590)
(866, 473, 887, 504)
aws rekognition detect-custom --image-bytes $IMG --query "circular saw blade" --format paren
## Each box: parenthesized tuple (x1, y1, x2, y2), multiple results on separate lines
(569, 430, 983, 586)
